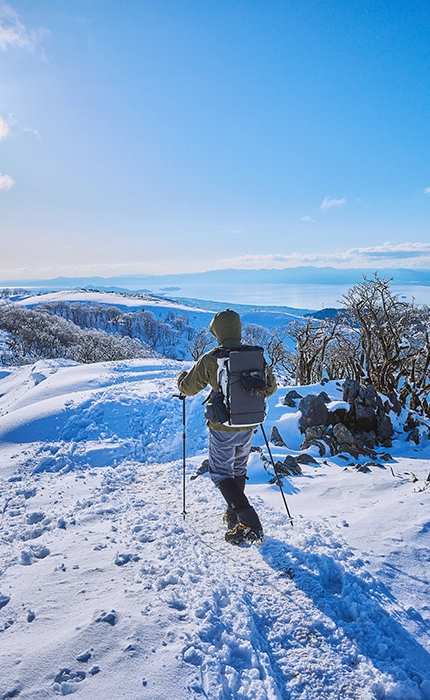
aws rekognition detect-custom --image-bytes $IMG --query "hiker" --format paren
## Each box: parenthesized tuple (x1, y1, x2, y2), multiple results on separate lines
(177, 309, 277, 543)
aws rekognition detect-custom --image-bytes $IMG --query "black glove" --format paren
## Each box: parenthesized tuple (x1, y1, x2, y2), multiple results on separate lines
(177, 370, 187, 384)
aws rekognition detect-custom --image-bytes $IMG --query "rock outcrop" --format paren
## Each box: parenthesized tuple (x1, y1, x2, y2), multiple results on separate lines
(298, 395, 329, 433)
(299, 380, 396, 456)
(270, 426, 287, 447)
(283, 390, 303, 407)
(340, 379, 394, 448)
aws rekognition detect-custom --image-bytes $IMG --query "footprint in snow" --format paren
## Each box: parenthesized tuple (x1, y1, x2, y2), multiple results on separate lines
(114, 552, 139, 566)
(20, 545, 50, 565)
(94, 610, 117, 626)
(15, 487, 37, 499)
(26, 511, 45, 525)
(2, 685, 22, 698)
(20, 521, 51, 541)
(53, 668, 86, 695)
(0, 595, 11, 609)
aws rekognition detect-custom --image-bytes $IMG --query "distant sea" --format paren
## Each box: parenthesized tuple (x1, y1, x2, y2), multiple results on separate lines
(147, 283, 430, 309)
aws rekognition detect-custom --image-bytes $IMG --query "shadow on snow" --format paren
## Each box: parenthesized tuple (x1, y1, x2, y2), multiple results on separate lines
(258, 537, 430, 697)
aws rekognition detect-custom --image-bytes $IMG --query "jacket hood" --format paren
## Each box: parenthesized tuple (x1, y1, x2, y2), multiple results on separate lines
(209, 309, 242, 345)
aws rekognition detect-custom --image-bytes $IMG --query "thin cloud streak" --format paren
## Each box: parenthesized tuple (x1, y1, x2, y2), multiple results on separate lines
(0, 114, 40, 140)
(0, 262, 155, 280)
(217, 243, 430, 270)
(9, 114, 41, 140)
(3, 246, 430, 280)
(320, 196, 347, 211)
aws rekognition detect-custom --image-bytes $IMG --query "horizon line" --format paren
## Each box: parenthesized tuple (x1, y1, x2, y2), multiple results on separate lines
(2, 264, 430, 285)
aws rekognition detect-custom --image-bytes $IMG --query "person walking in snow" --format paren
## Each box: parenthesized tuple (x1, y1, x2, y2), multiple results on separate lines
(177, 309, 277, 544)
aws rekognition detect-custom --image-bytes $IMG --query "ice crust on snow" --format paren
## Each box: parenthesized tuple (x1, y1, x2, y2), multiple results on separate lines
(0, 359, 429, 699)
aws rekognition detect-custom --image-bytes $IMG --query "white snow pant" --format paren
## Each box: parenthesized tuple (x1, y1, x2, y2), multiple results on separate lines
(208, 428, 254, 486)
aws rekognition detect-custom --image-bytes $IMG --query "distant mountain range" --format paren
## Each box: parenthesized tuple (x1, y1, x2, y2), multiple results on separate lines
(2, 266, 430, 290)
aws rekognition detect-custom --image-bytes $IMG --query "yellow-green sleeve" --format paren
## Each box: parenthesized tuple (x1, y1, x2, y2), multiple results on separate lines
(177, 354, 216, 396)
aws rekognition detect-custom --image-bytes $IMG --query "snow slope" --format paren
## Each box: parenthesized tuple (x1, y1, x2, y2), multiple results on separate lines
(0, 360, 430, 699)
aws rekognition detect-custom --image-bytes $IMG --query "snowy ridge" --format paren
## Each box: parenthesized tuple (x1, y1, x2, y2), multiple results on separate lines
(14, 289, 210, 313)
(0, 360, 430, 699)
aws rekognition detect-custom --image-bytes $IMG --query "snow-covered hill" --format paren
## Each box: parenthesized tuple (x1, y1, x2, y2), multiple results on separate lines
(12, 288, 308, 330)
(0, 359, 429, 699)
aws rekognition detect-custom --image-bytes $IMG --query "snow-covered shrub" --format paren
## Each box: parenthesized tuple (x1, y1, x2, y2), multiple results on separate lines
(40, 302, 191, 359)
(341, 274, 430, 405)
(0, 306, 154, 365)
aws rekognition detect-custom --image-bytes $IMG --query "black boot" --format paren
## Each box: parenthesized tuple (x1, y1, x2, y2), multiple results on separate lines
(223, 476, 247, 529)
(218, 477, 249, 513)
(235, 475, 247, 492)
(224, 522, 264, 544)
(218, 478, 263, 544)
(224, 503, 265, 544)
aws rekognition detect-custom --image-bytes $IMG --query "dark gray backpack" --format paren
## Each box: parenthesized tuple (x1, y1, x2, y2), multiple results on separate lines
(206, 345, 267, 426)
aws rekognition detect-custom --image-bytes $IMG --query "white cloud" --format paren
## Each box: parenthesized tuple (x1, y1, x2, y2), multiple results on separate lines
(217, 243, 430, 270)
(0, 2, 47, 52)
(349, 242, 430, 263)
(320, 196, 347, 211)
(0, 172, 14, 190)
(0, 3, 31, 49)
(0, 115, 9, 140)
(424, 188, 430, 196)
(301, 216, 315, 223)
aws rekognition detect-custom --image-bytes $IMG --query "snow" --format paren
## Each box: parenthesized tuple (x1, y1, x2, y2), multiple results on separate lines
(0, 360, 430, 699)
(14, 289, 209, 313)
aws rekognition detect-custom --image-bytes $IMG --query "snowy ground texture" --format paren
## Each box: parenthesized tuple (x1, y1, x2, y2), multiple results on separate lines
(0, 358, 430, 700)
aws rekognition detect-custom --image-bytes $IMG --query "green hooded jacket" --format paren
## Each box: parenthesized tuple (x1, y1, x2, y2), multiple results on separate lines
(177, 309, 277, 431)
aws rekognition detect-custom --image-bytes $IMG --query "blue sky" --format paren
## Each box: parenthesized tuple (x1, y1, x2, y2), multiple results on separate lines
(2, 0, 430, 279)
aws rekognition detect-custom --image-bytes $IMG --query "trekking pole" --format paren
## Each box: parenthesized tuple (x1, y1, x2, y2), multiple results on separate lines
(260, 424, 293, 527)
(174, 394, 187, 520)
